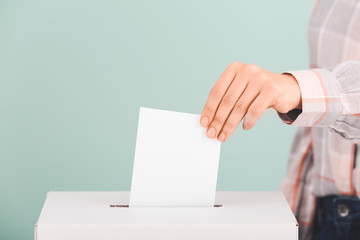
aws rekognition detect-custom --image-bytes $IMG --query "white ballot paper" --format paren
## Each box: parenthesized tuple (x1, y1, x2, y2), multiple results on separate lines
(129, 107, 221, 207)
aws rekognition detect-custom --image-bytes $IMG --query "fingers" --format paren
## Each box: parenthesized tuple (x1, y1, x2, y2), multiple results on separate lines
(206, 74, 248, 139)
(242, 91, 273, 131)
(215, 85, 259, 141)
(201, 62, 275, 142)
(200, 63, 243, 128)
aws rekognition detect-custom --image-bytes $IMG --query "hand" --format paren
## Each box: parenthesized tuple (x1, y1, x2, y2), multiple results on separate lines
(200, 62, 301, 142)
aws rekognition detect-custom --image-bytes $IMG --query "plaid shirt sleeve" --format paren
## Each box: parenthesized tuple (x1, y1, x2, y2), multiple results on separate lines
(278, 61, 360, 142)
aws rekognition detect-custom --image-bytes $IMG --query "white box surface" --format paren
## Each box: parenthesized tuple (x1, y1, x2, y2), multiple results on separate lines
(35, 191, 298, 240)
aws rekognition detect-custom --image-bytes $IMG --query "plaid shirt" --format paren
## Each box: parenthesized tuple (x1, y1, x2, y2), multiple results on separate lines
(278, 0, 360, 239)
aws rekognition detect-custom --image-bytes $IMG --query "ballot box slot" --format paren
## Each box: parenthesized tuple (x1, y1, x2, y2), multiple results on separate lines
(109, 205, 223, 208)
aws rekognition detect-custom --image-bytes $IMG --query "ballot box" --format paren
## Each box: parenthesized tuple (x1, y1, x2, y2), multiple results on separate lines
(35, 191, 298, 240)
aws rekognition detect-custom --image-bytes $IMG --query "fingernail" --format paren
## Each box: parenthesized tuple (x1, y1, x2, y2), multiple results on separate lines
(200, 117, 208, 127)
(218, 132, 226, 142)
(207, 127, 216, 138)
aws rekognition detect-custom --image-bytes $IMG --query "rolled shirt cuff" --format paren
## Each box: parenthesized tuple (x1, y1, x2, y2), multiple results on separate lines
(278, 69, 343, 127)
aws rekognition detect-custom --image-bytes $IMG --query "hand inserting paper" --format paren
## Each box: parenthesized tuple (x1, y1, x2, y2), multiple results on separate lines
(200, 62, 302, 142)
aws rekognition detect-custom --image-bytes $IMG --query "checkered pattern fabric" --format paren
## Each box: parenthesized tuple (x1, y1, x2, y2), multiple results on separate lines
(278, 0, 360, 239)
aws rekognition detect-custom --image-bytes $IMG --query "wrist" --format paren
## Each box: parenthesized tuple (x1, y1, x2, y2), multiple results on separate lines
(283, 73, 302, 110)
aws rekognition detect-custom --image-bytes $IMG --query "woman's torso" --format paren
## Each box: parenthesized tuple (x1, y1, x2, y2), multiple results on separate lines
(307, 0, 360, 196)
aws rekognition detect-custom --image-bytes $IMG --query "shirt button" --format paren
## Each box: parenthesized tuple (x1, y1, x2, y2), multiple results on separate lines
(337, 204, 350, 217)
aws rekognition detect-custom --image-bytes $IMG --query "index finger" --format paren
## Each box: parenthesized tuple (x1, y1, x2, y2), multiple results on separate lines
(200, 63, 241, 127)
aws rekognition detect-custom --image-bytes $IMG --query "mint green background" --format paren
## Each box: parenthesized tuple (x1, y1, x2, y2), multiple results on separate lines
(0, 0, 312, 239)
